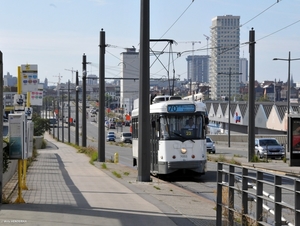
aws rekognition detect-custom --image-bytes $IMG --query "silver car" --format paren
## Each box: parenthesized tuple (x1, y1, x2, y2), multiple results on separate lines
(206, 137, 216, 154)
(120, 132, 132, 144)
(255, 138, 285, 159)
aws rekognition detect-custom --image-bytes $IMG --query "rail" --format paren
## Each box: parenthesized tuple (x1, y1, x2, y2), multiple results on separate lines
(216, 162, 300, 226)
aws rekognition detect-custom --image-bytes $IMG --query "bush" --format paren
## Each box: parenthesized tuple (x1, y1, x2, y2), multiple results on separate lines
(32, 113, 50, 136)
(3, 139, 11, 173)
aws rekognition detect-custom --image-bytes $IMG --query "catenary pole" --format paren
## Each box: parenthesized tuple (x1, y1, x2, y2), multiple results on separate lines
(82, 54, 87, 147)
(248, 28, 256, 162)
(137, 0, 151, 182)
(98, 29, 106, 162)
(68, 80, 71, 143)
(0, 51, 3, 204)
(75, 71, 79, 146)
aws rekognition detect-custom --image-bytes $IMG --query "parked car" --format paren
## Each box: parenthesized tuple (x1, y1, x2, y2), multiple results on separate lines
(106, 134, 116, 142)
(255, 138, 285, 159)
(107, 131, 116, 138)
(206, 136, 216, 154)
(109, 123, 116, 129)
(120, 132, 132, 144)
(124, 121, 130, 126)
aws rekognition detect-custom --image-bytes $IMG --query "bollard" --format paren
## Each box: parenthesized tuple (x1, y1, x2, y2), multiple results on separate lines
(114, 152, 119, 163)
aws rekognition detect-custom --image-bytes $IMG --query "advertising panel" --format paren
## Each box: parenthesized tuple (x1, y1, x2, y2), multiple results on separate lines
(8, 113, 25, 159)
(26, 121, 34, 158)
(289, 116, 300, 166)
(30, 84, 43, 106)
(291, 117, 300, 154)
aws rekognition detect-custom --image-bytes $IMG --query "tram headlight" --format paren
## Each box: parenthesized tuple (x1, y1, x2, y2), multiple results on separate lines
(181, 148, 187, 154)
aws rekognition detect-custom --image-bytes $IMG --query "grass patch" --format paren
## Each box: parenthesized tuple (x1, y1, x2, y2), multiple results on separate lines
(112, 171, 122, 178)
(153, 186, 161, 190)
(101, 163, 107, 169)
(77, 145, 98, 165)
(229, 157, 242, 165)
(123, 172, 130, 176)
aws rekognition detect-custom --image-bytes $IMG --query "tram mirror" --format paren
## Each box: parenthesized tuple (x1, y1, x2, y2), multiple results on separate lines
(151, 120, 156, 128)
(205, 116, 209, 125)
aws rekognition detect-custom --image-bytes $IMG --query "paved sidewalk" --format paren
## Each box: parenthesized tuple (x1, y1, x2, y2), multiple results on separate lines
(0, 133, 217, 226)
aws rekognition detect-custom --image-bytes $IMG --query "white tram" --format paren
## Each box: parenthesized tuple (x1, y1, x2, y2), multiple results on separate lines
(131, 96, 209, 176)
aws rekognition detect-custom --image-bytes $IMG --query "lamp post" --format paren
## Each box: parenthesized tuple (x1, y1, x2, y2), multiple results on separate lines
(273, 51, 300, 153)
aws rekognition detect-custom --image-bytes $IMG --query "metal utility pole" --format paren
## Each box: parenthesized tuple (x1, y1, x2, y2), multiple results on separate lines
(75, 71, 79, 146)
(137, 0, 151, 182)
(61, 89, 64, 143)
(218, 68, 242, 147)
(57, 98, 60, 141)
(248, 28, 256, 162)
(68, 80, 71, 143)
(0, 51, 3, 204)
(273, 52, 300, 159)
(45, 98, 48, 120)
(98, 29, 106, 162)
(82, 54, 87, 147)
(52, 100, 55, 138)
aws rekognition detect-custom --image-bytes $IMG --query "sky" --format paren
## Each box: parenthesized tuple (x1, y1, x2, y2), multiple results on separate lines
(1, 0, 300, 85)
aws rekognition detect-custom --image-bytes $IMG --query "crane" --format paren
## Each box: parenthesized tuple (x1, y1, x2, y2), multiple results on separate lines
(203, 34, 210, 55)
(53, 73, 62, 85)
(53, 74, 63, 96)
(65, 68, 76, 83)
(180, 41, 201, 54)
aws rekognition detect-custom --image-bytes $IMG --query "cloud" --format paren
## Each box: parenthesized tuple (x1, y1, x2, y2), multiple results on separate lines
(49, 3, 57, 8)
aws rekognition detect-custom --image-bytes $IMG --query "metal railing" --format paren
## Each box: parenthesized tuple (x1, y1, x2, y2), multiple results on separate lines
(216, 162, 300, 226)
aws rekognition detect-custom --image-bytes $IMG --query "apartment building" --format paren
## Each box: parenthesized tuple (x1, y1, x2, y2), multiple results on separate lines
(120, 48, 139, 114)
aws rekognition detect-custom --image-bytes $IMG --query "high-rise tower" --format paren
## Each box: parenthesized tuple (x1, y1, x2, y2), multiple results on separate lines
(209, 15, 240, 100)
(186, 55, 209, 83)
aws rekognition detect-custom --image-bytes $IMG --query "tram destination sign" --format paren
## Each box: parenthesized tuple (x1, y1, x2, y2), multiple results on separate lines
(167, 104, 195, 113)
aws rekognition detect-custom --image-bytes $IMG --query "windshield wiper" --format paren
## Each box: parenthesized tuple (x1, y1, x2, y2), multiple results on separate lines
(173, 132, 195, 143)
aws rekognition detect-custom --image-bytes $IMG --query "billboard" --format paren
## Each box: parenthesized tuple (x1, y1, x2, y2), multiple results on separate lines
(289, 116, 300, 166)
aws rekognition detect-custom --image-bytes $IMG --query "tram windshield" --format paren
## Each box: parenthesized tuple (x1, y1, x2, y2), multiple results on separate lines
(159, 115, 205, 140)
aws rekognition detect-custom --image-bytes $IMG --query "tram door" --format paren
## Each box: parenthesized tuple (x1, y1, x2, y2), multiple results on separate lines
(150, 117, 159, 173)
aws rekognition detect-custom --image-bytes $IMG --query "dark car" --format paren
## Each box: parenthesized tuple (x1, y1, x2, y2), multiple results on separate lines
(124, 121, 130, 127)
(109, 123, 116, 129)
(106, 134, 116, 142)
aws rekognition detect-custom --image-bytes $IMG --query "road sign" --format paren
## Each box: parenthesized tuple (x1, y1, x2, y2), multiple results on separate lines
(24, 107, 33, 120)
(14, 94, 25, 111)
(21, 64, 38, 93)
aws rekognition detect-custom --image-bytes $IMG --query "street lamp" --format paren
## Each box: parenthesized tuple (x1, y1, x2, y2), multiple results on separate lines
(273, 51, 300, 154)
(218, 67, 242, 147)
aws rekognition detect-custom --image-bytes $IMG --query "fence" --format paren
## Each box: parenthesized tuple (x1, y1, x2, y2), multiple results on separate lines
(216, 162, 300, 226)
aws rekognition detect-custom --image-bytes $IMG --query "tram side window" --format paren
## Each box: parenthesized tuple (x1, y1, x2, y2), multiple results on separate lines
(160, 117, 169, 139)
(132, 118, 138, 138)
